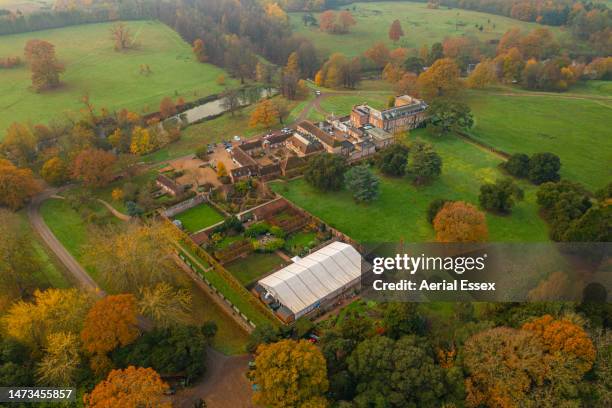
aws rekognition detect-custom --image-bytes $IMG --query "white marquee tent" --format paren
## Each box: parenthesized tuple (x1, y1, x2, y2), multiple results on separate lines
(258, 241, 362, 319)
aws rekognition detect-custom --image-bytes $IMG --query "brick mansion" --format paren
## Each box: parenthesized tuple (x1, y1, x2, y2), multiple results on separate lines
(227, 95, 429, 182)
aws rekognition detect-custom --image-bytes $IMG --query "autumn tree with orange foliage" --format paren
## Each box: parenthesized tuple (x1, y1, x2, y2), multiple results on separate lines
(2, 122, 37, 166)
(24, 39, 64, 92)
(249, 99, 279, 128)
(81, 294, 139, 374)
(71, 148, 117, 188)
(433, 201, 488, 242)
(319, 10, 356, 34)
(192, 38, 207, 62)
(417, 58, 462, 100)
(388, 19, 404, 42)
(159, 96, 177, 119)
(41, 156, 69, 186)
(463, 327, 546, 408)
(364, 42, 391, 68)
(84, 366, 170, 408)
(110, 22, 135, 51)
(0, 159, 41, 210)
(522, 314, 596, 374)
(253, 339, 329, 408)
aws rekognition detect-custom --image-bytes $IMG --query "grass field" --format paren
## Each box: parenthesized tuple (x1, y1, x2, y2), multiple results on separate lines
(0, 20, 233, 137)
(174, 203, 225, 233)
(465, 90, 612, 191)
(271, 130, 549, 243)
(290, 1, 567, 57)
(226, 252, 287, 286)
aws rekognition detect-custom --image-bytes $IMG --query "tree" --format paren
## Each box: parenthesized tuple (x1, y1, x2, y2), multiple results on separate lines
(249, 99, 279, 128)
(344, 165, 380, 203)
(536, 180, 592, 241)
(428, 42, 444, 65)
(83, 222, 179, 293)
(130, 126, 155, 156)
(427, 98, 473, 136)
(71, 148, 117, 189)
(317, 53, 361, 89)
(523, 315, 596, 374)
(138, 283, 192, 328)
(253, 339, 329, 408)
(24, 40, 64, 91)
(406, 141, 442, 185)
(417, 58, 462, 99)
(41, 156, 69, 186)
(338, 10, 357, 33)
(348, 335, 452, 407)
(376, 144, 409, 177)
(192, 38, 207, 62)
(0, 159, 40, 210)
(113, 324, 215, 383)
(466, 59, 497, 89)
(389, 19, 404, 42)
(463, 327, 546, 408)
(110, 22, 135, 51)
(256, 61, 272, 84)
(383, 303, 426, 339)
(0, 209, 40, 299)
(564, 206, 612, 242)
(319, 10, 337, 33)
(304, 153, 347, 191)
(433, 201, 488, 242)
(84, 366, 170, 408)
(1, 122, 37, 166)
(216, 162, 228, 178)
(81, 294, 140, 360)
(403, 56, 425, 74)
(394, 72, 418, 95)
(502, 153, 530, 178)
(364, 42, 390, 68)
(36, 332, 81, 386)
(528, 152, 561, 185)
(479, 178, 524, 214)
(159, 96, 177, 119)
(246, 323, 280, 353)
(427, 198, 451, 224)
(3, 288, 92, 350)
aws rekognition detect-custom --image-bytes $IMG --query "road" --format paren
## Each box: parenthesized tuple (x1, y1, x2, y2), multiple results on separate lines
(28, 188, 105, 296)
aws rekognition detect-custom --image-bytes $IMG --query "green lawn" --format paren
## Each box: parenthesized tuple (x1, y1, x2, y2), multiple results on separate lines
(174, 203, 225, 233)
(16, 210, 71, 290)
(0, 20, 234, 137)
(465, 90, 612, 190)
(225, 252, 287, 286)
(290, 1, 567, 58)
(271, 130, 549, 243)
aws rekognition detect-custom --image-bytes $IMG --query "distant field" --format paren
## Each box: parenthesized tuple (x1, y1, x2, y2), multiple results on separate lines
(0, 20, 233, 137)
(290, 1, 567, 57)
(272, 130, 549, 243)
(0, 0, 53, 12)
(465, 90, 612, 191)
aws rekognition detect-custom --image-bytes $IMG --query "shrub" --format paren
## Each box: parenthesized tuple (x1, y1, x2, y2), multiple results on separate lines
(427, 198, 451, 224)
(502, 153, 530, 178)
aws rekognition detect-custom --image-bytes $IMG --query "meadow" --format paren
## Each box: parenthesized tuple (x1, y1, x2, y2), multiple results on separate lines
(289, 1, 567, 58)
(0, 20, 233, 137)
(271, 129, 549, 243)
(465, 90, 612, 191)
(174, 203, 225, 233)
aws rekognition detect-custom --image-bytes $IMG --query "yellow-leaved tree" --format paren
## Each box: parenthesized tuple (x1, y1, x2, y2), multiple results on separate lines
(253, 339, 329, 408)
(3, 288, 93, 351)
(249, 99, 279, 129)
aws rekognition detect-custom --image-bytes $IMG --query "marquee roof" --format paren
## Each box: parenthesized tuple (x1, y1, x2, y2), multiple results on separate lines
(258, 241, 362, 315)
